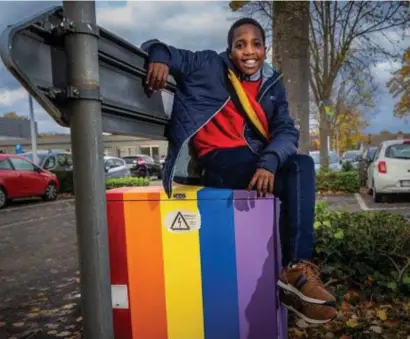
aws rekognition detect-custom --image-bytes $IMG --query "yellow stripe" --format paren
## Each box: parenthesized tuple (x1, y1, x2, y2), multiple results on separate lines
(160, 185, 205, 339)
(228, 69, 269, 140)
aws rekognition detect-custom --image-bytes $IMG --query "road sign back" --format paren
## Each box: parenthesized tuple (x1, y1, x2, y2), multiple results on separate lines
(0, 6, 176, 139)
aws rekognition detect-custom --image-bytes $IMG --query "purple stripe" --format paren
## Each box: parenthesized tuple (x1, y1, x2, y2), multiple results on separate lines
(233, 191, 278, 339)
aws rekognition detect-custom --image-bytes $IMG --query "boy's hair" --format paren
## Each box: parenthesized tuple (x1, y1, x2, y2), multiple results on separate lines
(227, 18, 266, 49)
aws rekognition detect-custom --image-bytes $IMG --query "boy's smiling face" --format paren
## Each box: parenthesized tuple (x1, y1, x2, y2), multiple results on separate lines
(229, 24, 266, 76)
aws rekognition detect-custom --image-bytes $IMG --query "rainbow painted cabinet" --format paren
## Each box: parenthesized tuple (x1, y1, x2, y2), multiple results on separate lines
(106, 185, 288, 339)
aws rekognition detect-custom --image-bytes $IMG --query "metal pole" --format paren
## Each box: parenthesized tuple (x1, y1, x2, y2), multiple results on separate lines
(28, 95, 38, 165)
(62, 1, 114, 338)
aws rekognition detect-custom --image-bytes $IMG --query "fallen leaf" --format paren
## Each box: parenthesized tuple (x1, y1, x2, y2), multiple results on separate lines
(12, 322, 25, 327)
(48, 330, 58, 335)
(376, 309, 387, 321)
(296, 318, 309, 329)
(56, 331, 72, 337)
(27, 312, 40, 318)
(63, 303, 76, 309)
(340, 301, 351, 311)
(369, 325, 383, 334)
(45, 323, 59, 329)
(345, 319, 359, 328)
(383, 319, 400, 328)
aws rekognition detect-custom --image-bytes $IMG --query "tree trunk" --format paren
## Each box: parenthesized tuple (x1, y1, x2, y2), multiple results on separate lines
(271, 1, 310, 154)
(319, 105, 329, 169)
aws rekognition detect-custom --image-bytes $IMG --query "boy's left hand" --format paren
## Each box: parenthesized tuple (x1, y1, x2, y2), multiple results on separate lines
(248, 168, 274, 198)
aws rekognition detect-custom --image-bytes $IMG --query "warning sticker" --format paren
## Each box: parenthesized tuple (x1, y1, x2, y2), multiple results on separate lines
(164, 210, 201, 233)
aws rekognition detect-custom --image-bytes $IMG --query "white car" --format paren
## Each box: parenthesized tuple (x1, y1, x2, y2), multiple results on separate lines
(309, 151, 342, 172)
(367, 139, 410, 202)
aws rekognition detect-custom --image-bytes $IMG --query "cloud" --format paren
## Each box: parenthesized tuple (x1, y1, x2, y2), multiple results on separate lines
(0, 87, 27, 106)
(0, 0, 408, 135)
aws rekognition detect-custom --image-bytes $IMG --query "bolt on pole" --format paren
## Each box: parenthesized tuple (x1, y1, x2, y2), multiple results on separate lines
(62, 1, 114, 338)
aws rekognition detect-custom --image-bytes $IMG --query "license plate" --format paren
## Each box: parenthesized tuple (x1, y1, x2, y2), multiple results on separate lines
(400, 180, 410, 187)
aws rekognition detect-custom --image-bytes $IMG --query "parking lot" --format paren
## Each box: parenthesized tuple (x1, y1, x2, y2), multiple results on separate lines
(0, 199, 81, 338)
(0, 187, 409, 338)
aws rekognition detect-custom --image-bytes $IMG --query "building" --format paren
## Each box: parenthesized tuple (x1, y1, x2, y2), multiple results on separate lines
(0, 134, 169, 159)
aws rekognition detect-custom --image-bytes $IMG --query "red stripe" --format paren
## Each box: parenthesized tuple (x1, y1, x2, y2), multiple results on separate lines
(107, 195, 132, 339)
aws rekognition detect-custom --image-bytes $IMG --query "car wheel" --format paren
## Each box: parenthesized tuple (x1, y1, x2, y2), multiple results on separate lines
(0, 187, 7, 209)
(372, 186, 382, 203)
(43, 182, 58, 201)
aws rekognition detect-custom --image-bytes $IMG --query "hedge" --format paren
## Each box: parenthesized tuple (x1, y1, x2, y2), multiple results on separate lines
(316, 170, 360, 193)
(105, 177, 150, 189)
(314, 201, 410, 300)
(53, 169, 359, 194)
(51, 171, 150, 194)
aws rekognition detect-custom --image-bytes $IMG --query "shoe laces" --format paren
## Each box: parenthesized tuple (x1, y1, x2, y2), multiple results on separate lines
(298, 262, 322, 285)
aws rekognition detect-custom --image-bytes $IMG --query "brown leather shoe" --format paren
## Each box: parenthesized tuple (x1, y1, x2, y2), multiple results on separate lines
(280, 289, 338, 324)
(278, 261, 336, 306)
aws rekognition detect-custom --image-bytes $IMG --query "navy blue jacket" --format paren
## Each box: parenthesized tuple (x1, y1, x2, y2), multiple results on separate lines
(140, 39, 299, 198)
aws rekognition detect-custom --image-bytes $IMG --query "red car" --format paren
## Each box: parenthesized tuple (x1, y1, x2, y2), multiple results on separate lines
(0, 154, 59, 209)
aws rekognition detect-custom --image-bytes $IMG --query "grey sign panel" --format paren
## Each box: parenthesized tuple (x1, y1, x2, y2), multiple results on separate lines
(0, 6, 175, 139)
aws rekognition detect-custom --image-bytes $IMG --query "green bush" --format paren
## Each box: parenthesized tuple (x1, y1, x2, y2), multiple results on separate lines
(52, 170, 74, 194)
(314, 201, 410, 300)
(316, 171, 360, 193)
(105, 177, 150, 189)
(341, 161, 354, 172)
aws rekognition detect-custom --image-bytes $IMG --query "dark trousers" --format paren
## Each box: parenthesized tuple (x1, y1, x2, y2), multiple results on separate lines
(199, 147, 316, 265)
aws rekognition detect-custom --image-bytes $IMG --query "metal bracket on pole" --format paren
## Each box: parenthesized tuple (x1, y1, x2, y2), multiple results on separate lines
(41, 85, 101, 101)
(52, 18, 99, 37)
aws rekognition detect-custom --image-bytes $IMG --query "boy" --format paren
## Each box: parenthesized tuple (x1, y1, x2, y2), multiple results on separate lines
(141, 17, 337, 324)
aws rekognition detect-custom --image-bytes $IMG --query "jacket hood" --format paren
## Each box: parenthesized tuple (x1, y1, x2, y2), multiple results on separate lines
(219, 51, 279, 82)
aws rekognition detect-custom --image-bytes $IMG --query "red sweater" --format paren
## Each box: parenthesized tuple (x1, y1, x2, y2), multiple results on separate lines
(193, 79, 268, 158)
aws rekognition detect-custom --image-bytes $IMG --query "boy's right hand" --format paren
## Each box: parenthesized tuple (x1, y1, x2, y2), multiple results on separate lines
(146, 62, 170, 92)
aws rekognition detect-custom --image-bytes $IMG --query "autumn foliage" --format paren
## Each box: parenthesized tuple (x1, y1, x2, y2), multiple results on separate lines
(388, 47, 410, 118)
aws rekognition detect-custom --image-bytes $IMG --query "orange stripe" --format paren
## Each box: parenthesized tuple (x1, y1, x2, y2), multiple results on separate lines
(123, 190, 167, 339)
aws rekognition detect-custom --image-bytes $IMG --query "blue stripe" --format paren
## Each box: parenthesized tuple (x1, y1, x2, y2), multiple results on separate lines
(198, 187, 240, 339)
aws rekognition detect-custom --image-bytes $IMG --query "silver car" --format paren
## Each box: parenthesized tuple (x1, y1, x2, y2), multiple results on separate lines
(104, 156, 131, 179)
(310, 151, 342, 172)
(341, 150, 361, 169)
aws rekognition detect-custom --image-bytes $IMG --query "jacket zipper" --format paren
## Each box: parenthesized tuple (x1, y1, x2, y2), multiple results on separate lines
(167, 97, 231, 195)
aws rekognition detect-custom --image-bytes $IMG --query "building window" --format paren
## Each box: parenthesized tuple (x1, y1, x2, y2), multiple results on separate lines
(140, 146, 159, 159)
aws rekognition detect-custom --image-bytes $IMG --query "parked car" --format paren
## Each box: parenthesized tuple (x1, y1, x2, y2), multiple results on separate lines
(309, 151, 342, 172)
(122, 155, 162, 179)
(367, 139, 410, 202)
(0, 154, 59, 209)
(341, 150, 361, 169)
(21, 150, 73, 171)
(359, 146, 377, 186)
(104, 156, 131, 179)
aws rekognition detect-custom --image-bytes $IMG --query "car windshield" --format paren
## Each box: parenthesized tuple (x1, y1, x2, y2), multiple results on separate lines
(367, 148, 377, 160)
(343, 151, 360, 160)
(21, 153, 46, 164)
(385, 143, 410, 159)
(123, 157, 138, 164)
(310, 152, 338, 165)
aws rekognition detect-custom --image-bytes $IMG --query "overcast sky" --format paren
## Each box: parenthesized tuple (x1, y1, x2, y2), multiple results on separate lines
(0, 1, 408, 134)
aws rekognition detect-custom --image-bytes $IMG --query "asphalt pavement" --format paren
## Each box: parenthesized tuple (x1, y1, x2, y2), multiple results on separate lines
(0, 199, 81, 339)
